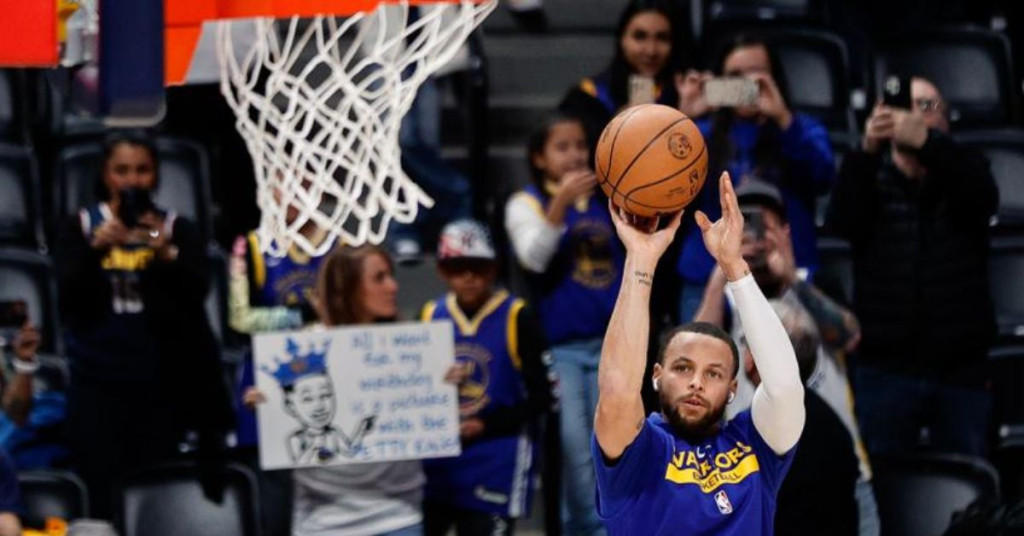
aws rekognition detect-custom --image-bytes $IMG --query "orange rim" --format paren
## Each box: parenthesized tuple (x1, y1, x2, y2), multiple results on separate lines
(165, 0, 485, 85)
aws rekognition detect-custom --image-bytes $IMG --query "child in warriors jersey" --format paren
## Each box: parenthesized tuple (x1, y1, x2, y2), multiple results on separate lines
(421, 220, 553, 536)
(504, 115, 624, 536)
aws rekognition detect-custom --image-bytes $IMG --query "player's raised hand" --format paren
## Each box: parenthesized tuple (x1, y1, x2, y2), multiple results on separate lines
(695, 172, 750, 281)
(608, 200, 683, 264)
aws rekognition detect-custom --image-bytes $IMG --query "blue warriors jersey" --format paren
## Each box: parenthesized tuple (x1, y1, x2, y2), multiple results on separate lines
(247, 231, 325, 308)
(65, 204, 174, 380)
(421, 291, 536, 517)
(592, 411, 796, 536)
(521, 186, 624, 345)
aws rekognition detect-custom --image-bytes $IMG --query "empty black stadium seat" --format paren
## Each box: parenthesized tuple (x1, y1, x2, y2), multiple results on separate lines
(703, 0, 824, 23)
(116, 462, 260, 536)
(955, 129, 1024, 230)
(814, 236, 853, 306)
(18, 470, 89, 524)
(485, 34, 613, 144)
(989, 236, 1024, 342)
(873, 453, 1000, 536)
(0, 143, 44, 250)
(206, 245, 229, 348)
(873, 26, 1016, 127)
(53, 136, 214, 240)
(0, 71, 14, 141)
(704, 26, 856, 136)
(0, 248, 60, 355)
(990, 344, 1024, 431)
(484, 0, 646, 32)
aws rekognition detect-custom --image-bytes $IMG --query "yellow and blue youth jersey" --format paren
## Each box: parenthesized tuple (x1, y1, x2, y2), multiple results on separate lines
(421, 291, 536, 517)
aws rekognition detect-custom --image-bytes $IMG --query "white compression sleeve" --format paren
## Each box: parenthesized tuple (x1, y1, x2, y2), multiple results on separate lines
(728, 274, 805, 455)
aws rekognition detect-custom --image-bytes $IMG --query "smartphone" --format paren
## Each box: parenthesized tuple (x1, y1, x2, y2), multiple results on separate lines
(0, 301, 27, 350)
(882, 75, 912, 109)
(117, 187, 156, 229)
(742, 209, 766, 242)
(628, 74, 656, 106)
(704, 77, 760, 108)
(0, 301, 27, 328)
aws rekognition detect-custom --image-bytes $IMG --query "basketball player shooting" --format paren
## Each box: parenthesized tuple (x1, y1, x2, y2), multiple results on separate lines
(593, 171, 805, 535)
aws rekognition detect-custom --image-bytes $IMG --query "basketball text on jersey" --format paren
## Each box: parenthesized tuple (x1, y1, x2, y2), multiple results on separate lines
(665, 441, 760, 493)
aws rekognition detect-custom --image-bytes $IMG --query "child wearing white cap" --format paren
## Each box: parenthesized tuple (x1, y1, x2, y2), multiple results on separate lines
(420, 219, 553, 536)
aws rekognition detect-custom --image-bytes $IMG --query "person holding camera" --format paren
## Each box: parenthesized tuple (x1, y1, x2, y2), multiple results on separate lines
(674, 34, 835, 323)
(825, 77, 998, 458)
(56, 131, 232, 519)
(0, 306, 40, 429)
(693, 180, 880, 536)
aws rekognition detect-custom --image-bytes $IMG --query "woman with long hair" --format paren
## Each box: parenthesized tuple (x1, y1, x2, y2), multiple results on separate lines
(246, 244, 428, 536)
(675, 34, 835, 322)
(559, 0, 692, 158)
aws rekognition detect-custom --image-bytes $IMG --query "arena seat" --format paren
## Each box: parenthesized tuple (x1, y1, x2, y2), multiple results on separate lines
(703, 0, 824, 24)
(53, 136, 214, 241)
(485, 34, 613, 144)
(955, 128, 1024, 231)
(704, 26, 857, 137)
(0, 142, 44, 250)
(483, 0, 646, 32)
(205, 246, 229, 349)
(814, 236, 853, 306)
(873, 26, 1016, 127)
(0, 248, 60, 355)
(0, 71, 14, 141)
(989, 235, 1024, 342)
(116, 461, 260, 536)
(873, 453, 1000, 536)
(18, 470, 89, 524)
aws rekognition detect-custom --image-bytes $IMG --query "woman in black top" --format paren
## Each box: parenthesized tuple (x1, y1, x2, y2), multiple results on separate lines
(56, 131, 231, 519)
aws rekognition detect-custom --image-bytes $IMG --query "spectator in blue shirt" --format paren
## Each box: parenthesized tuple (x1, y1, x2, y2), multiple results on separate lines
(675, 34, 835, 322)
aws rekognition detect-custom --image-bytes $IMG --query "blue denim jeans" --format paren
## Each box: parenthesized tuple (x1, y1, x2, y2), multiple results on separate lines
(377, 522, 424, 536)
(551, 339, 607, 536)
(393, 76, 472, 246)
(855, 365, 992, 457)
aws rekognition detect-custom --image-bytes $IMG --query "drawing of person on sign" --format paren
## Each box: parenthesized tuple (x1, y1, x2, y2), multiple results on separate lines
(263, 338, 375, 464)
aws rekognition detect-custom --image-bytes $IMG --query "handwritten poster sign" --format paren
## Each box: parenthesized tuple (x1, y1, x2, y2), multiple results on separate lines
(253, 320, 460, 470)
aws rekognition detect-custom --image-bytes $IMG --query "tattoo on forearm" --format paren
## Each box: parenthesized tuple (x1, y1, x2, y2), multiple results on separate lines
(634, 271, 652, 287)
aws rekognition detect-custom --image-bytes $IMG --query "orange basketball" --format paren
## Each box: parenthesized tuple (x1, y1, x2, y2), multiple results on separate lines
(595, 103, 708, 218)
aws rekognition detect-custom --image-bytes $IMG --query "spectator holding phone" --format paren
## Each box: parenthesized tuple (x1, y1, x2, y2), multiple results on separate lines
(675, 34, 835, 322)
(0, 309, 40, 428)
(559, 0, 692, 159)
(826, 77, 997, 457)
(56, 131, 232, 519)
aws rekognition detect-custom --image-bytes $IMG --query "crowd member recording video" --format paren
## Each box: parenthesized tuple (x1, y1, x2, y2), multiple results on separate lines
(674, 34, 835, 323)
(826, 77, 998, 458)
(56, 131, 232, 519)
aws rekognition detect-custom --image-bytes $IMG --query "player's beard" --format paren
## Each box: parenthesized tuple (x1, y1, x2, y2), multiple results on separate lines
(660, 391, 728, 442)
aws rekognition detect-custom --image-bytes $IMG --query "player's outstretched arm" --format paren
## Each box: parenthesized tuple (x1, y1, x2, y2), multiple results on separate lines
(595, 204, 683, 459)
(696, 172, 805, 455)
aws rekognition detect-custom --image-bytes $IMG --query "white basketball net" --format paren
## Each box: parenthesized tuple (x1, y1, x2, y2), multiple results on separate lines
(216, 0, 496, 256)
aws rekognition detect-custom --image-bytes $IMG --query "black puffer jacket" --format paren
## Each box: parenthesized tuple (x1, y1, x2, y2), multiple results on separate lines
(826, 130, 998, 385)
